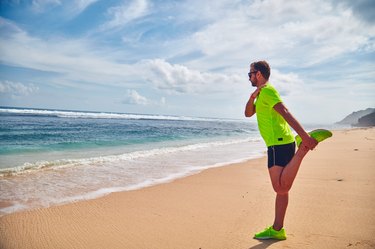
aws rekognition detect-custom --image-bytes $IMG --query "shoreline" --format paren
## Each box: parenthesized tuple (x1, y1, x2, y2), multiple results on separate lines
(1, 128, 374, 248)
(0, 136, 265, 216)
(0, 150, 265, 217)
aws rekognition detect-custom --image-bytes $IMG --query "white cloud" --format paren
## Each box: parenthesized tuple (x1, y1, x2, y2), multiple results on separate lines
(101, 0, 149, 30)
(0, 80, 39, 96)
(31, 0, 99, 18)
(65, 0, 99, 17)
(143, 59, 243, 94)
(270, 70, 304, 96)
(0, 18, 140, 88)
(122, 89, 149, 105)
(121, 89, 167, 106)
(185, 0, 375, 68)
(160, 97, 166, 106)
(32, 0, 61, 12)
(75, 0, 98, 12)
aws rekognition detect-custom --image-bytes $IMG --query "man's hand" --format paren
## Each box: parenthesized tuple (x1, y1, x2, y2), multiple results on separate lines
(273, 102, 319, 151)
(301, 135, 318, 150)
(250, 86, 264, 99)
(245, 86, 264, 117)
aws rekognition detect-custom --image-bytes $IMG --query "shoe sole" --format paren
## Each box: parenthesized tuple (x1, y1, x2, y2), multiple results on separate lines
(295, 128, 332, 147)
(254, 236, 286, 240)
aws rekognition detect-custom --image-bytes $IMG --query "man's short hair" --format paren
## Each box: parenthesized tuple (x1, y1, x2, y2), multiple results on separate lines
(253, 61, 271, 80)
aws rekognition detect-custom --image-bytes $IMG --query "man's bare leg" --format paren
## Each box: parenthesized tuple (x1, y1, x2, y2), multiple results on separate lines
(268, 144, 311, 230)
(273, 193, 288, 231)
(279, 145, 310, 191)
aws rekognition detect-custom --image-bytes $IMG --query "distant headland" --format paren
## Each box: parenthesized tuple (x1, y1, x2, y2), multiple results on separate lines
(336, 108, 375, 127)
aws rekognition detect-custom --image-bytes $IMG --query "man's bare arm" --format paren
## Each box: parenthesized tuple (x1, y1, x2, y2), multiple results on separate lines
(245, 96, 256, 117)
(273, 102, 317, 150)
(245, 87, 263, 117)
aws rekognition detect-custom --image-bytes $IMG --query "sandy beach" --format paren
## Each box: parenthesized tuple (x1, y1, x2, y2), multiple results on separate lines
(1, 128, 374, 249)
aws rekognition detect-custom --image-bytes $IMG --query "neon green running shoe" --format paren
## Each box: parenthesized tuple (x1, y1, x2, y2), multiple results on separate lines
(295, 129, 333, 147)
(254, 226, 287, 240)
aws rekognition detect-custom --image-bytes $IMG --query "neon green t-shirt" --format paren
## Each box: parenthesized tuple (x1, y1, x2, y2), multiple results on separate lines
(254, 83, 295, 147)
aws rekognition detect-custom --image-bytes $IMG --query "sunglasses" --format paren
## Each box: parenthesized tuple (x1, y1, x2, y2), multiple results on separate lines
(248, 71, 258, 77)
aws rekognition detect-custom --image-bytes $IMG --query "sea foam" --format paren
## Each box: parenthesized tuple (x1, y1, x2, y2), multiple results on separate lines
(0, 137, 260, 177)
(0, 107, 236, 122)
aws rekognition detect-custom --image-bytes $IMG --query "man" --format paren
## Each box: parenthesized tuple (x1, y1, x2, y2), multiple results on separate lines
(245, 61, 318, 240)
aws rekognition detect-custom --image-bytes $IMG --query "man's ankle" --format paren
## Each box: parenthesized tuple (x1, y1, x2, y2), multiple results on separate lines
(272, 225, 283, 231)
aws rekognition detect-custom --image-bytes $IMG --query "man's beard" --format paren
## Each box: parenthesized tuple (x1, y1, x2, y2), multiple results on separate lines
(251, 79, 257, 87)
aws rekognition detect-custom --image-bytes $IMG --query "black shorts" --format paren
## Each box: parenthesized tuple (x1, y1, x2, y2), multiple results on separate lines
(267, 142, 296, 168)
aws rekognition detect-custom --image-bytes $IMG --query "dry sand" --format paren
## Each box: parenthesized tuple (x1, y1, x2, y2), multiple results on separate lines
(1, 128, 374, 249)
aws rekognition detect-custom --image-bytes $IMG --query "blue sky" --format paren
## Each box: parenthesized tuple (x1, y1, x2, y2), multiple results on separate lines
(0, 0, 374, 123)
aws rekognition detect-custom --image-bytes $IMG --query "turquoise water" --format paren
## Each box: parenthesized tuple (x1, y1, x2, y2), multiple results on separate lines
(0, 107, 265, 215)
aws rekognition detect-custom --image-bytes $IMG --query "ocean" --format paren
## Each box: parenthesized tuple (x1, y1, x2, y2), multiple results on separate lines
(0, 107, 266, 216)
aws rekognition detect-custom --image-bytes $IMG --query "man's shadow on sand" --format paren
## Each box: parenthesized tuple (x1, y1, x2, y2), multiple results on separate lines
(249, 239, 281, 249)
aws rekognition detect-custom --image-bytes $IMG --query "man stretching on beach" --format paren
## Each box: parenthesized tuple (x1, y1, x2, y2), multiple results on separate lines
(245, 61, 318, 240)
